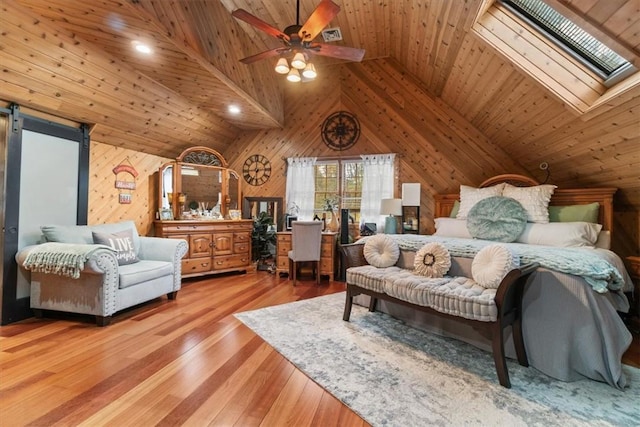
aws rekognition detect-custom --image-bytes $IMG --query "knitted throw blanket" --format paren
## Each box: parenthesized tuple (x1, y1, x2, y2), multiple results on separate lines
(358, 235, 624, 294)
(23, 242, 114, 279)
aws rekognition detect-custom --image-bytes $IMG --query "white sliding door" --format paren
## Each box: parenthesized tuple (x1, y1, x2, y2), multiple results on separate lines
(16, 130, 80, 298)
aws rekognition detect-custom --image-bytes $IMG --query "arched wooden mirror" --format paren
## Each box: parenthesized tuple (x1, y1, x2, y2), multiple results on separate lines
(158, 146, 242, 220)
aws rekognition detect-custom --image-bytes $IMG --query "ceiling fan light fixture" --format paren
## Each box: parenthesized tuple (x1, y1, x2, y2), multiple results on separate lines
(275, 58, 290, 74)
(302, 62, 317, 79)
(291, 52, 307, 69)
(286, 68, 301, 82)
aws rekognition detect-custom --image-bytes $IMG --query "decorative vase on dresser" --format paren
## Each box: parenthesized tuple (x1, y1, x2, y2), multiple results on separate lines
(327, 209, 340, 232)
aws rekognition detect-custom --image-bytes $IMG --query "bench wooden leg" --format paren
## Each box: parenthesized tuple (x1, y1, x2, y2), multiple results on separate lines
(343, 288, 353, 321)
(512, 315, 529, 367)
(368, 297, 377, 312)
(491, 322, 510, 388)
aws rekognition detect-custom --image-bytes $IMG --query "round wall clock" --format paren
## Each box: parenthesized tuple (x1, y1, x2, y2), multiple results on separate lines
(242, 154, 272, 186)
(321, 111, 360, 151)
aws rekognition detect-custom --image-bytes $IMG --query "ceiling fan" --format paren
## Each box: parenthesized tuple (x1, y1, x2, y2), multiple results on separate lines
(231, 0, 365, 66)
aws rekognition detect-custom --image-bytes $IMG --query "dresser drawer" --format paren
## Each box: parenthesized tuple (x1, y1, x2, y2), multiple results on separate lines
(321, 243, 334, 257)
(213, 254, 251, 270)
(277, 257, 290, 270)
(182, 258, 211, 274)
(320, 258, 333, 274)
(234, 242, 250, 254)
(234, 232, 251, 243)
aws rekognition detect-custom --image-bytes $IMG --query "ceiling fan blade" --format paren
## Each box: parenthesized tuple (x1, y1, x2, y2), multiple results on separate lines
(307, 43, 365, 62)
(298, 0, 340, 42)
(240, 48, 290, 64)
(232, 9, 289, 40)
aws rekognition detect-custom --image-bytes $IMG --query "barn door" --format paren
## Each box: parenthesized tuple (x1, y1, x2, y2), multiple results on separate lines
(1, 105, 89, 324)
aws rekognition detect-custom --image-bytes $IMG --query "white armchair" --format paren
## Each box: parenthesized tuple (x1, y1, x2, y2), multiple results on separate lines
(16, 220, 188, 326)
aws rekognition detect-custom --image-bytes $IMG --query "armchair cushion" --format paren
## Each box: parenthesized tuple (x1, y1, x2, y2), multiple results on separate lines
(118, 260, 174, 289)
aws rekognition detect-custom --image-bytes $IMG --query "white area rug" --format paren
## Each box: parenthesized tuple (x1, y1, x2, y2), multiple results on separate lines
(235, 292, 640, 426)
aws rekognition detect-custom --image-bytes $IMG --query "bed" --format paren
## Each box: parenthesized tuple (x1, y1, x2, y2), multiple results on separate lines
(353, 174, 633, 389)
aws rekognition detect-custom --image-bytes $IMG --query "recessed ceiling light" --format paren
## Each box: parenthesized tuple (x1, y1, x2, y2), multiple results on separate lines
(228, 105, 241, 114)
(131, 40, 152, 54)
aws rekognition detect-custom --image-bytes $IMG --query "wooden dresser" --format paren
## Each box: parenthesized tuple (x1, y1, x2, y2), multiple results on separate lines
(276, 232, 337, 281)
(155, 219, 253, 278)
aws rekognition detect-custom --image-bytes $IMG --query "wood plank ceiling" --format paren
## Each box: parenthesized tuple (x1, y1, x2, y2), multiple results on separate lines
(2, 0, 639, 201)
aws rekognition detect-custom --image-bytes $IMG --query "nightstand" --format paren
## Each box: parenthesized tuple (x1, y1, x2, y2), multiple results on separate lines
(625, 256, 640, 331)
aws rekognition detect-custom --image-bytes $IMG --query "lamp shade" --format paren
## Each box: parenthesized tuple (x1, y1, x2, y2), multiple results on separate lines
(275, 58, 290, 74)
(302, 62, 317, 79)
(402, 183, 421, 206)
(380, 198, 402, 216)
(291, 52, 306, 69)
(286, 68, 301, 82)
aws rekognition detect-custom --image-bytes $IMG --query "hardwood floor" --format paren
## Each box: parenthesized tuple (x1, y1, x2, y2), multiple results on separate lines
(1, 271, 638, 426)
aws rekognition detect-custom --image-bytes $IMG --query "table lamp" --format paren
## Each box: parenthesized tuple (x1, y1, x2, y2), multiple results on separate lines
(380, 198, 402, 234)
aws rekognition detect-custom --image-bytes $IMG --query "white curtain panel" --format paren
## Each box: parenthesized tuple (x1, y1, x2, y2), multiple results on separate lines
(286, 157, 317, 220)
(360, 154, 396, 232)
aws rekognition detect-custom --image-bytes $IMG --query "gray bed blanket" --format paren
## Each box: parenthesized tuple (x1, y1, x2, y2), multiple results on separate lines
(359, 235, 625, 293)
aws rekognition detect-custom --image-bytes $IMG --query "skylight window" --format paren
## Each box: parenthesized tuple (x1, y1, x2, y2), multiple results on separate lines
(501, 0, 632, 81)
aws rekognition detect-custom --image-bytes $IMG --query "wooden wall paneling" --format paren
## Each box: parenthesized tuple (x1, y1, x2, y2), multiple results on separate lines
(0, 13, 217, 140)
(1, 2, 240, 157)
(17, 0, 283, 129)
(129, 0, 285, 127)
(88, 141, 170, 236)
(339, 59, 528, 232)
(347, 59, 526, 183)
(224, 72, 346, 201)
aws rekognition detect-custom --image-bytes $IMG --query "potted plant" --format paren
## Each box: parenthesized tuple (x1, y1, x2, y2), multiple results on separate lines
(252, 211, 277, 270)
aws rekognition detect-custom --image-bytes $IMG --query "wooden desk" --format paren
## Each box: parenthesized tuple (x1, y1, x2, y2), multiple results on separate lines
(276, 232, 337, 281)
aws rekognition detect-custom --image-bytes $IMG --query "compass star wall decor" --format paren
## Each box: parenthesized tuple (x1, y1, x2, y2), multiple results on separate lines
(321, 111, 360, 151)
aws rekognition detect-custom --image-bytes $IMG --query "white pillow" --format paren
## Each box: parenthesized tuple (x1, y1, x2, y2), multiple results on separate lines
(472, 244, 520, 289)
(456, 184, 505, 219)
(414, 242, 451, 277)
(516, 222, 602, 247)
(363, 235, 400, 268)
(502, 184, 557, 223)
(434, 218, 472, 239)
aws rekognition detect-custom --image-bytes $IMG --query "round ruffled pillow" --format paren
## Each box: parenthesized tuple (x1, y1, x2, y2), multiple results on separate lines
(467, 196, 527, 243)
(413, 242, 451, 278)
(472, 244, 520, 289)
(363, 235, 400, 268)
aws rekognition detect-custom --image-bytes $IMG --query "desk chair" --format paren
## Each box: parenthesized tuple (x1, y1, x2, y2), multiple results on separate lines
(288, 221, 323, 285)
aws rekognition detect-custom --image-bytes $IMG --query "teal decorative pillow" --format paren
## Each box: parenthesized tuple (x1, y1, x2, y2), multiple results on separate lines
(466, 196, 527, 242)
(548, 202, 599, 223)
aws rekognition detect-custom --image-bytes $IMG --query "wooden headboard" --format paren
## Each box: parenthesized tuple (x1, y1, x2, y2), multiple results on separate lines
(434, 174, 617, 233)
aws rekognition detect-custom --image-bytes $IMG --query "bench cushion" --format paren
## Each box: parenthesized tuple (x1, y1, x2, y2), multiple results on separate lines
(424, 277, 498, 321)
(383, 275, 454, 307)
(346, 265, 404, 293)
(384, 275, 498, 321)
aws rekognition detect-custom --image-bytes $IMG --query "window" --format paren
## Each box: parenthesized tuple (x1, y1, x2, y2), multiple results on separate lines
(501, 0, 634, 85)
(314, 160, 364, 223)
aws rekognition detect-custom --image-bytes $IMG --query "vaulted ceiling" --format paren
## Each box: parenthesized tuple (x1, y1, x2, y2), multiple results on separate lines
(1, 0, 639, 207)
